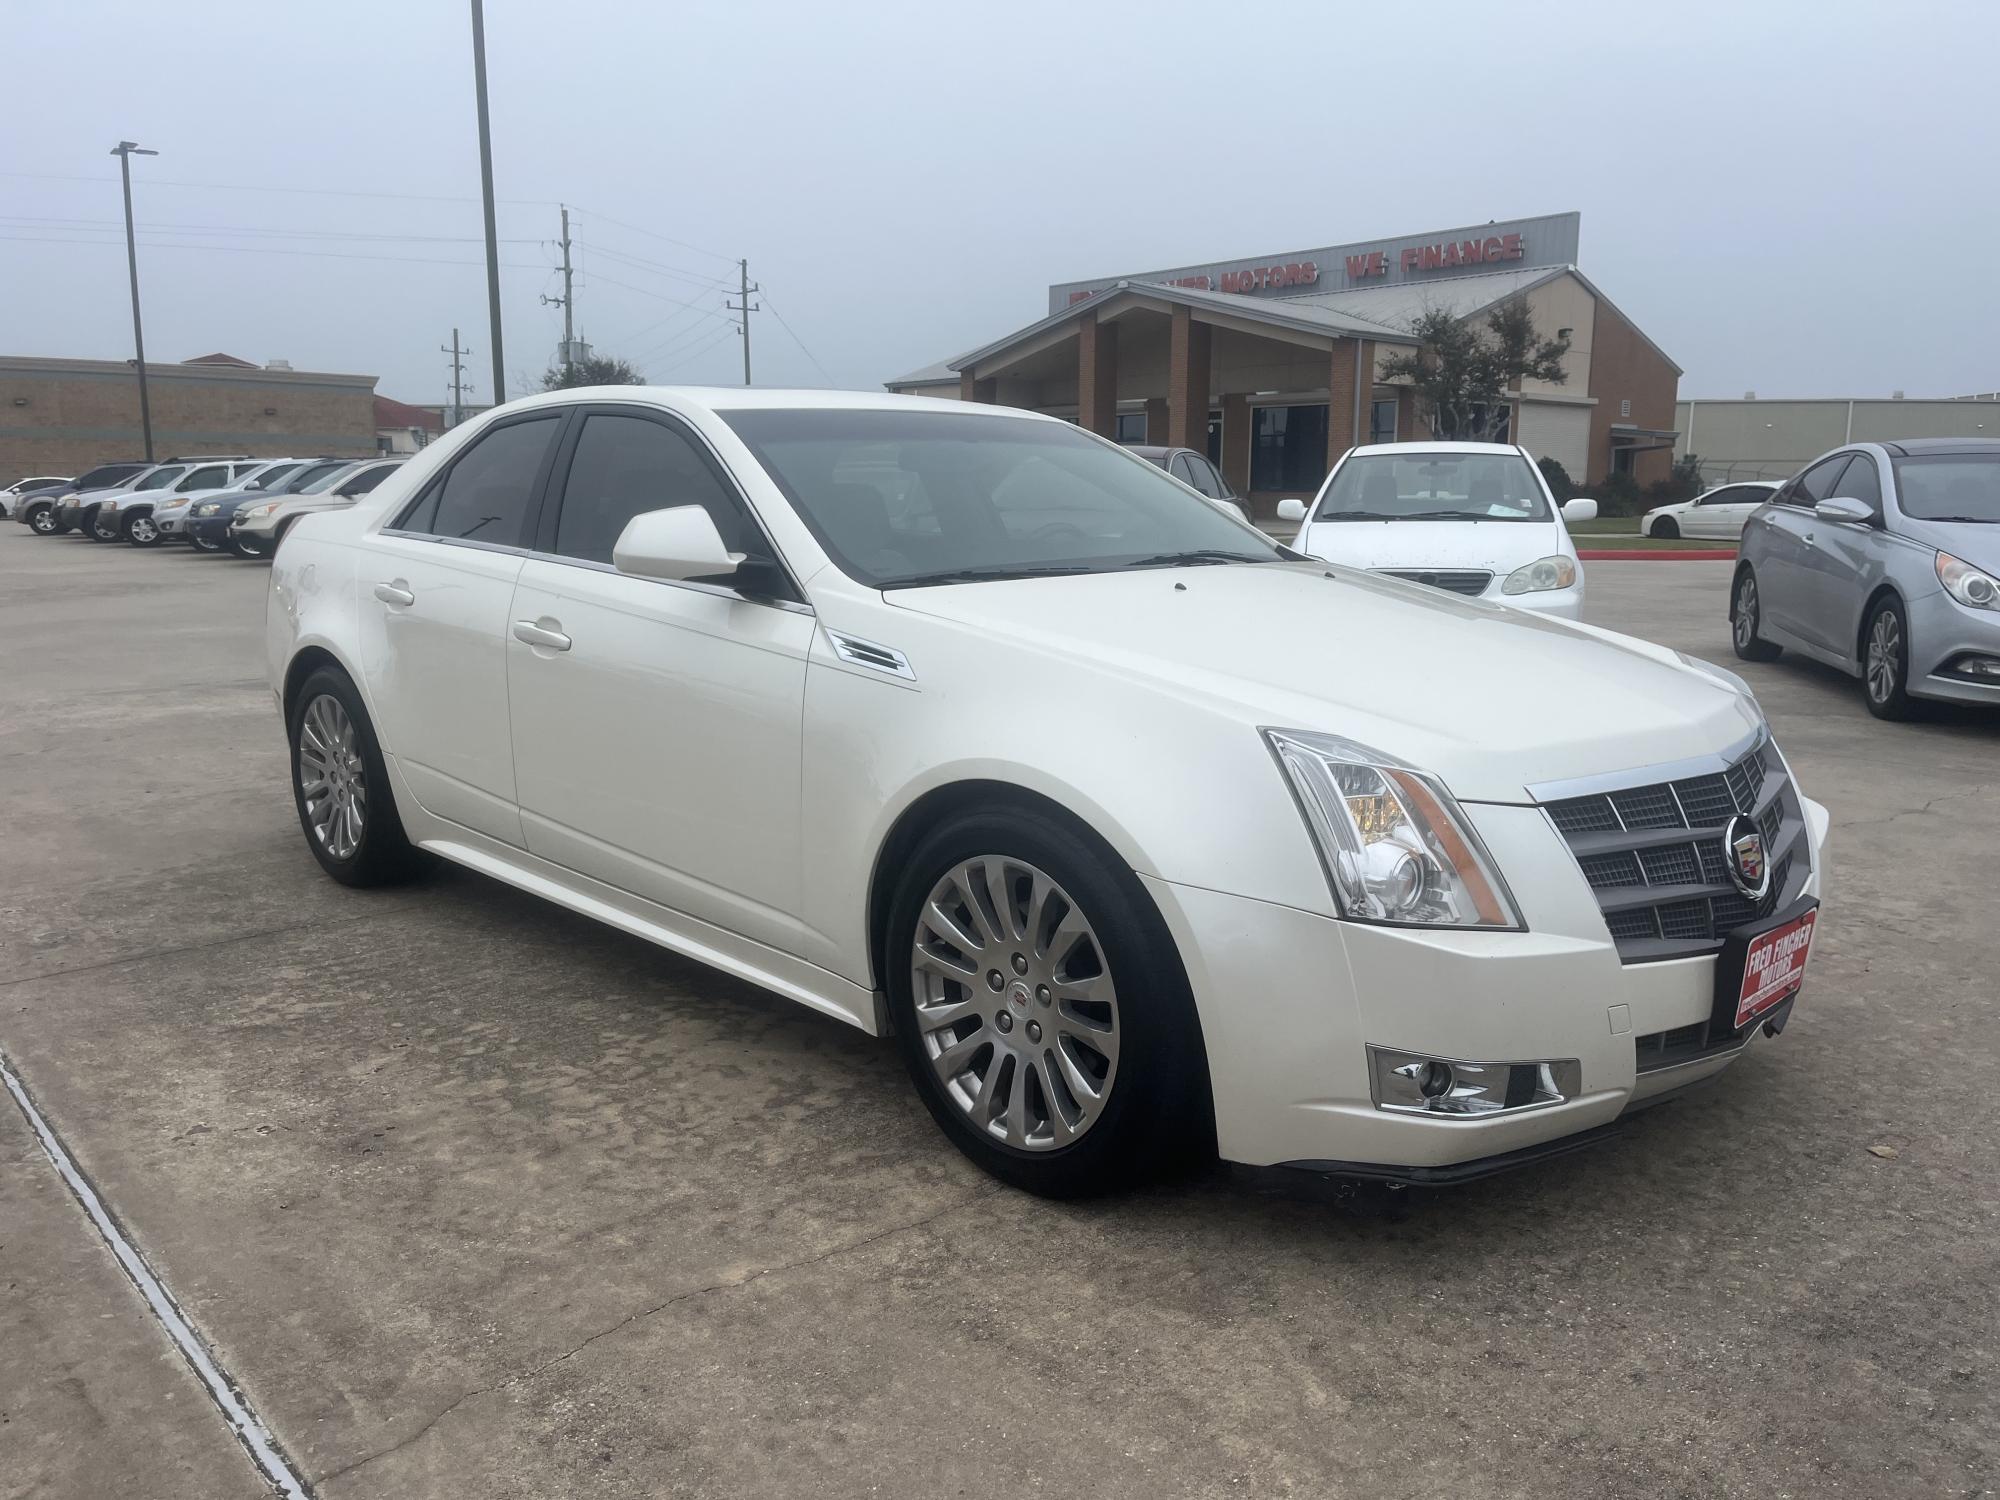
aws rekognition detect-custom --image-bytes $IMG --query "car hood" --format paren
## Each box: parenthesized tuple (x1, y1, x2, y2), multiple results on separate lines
(1899, 517, 2000, 571)
(1293, 517, 1573, 576)
(882, 561, 1759, 803)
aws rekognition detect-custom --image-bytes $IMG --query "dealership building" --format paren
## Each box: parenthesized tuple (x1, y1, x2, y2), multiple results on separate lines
(887, 212, 1681, 513)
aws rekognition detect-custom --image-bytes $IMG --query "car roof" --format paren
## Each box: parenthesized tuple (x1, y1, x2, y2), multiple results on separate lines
(1345, 441, 1522, 457)
(1877, 437, 2000, 457)
(494, 384, 1062, 422)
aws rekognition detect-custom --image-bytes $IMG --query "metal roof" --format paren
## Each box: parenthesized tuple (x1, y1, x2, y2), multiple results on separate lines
(1279, 264, 1559, 328)
(884, 358, 961, 389)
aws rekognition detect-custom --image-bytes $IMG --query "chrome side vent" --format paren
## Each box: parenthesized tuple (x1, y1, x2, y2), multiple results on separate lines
(825, 628, 916, 681)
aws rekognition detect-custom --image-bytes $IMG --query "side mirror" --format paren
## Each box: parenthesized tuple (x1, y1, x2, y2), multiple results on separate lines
(613, 504, 744, 582)
(1815, 496, 1874, 526)
(1275, 498, 1308, 523)
(1562, 497, 1600, 523)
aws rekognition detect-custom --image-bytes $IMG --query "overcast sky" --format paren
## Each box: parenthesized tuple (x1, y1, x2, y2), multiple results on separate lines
(5, 0, 1995, 406)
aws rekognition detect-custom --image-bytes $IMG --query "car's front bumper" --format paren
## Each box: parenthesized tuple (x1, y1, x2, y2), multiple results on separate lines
(1145, 794, 1828, 1174)
(1911, 589, 2000, 705)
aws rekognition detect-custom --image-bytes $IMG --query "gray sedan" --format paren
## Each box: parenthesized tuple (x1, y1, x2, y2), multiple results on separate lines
(1731, 438, 2000, 719)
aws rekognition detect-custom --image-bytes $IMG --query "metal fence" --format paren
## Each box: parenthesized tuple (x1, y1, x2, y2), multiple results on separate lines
(1692, 458, 1803, 486)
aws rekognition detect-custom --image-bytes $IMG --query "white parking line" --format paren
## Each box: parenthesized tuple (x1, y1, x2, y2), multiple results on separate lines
(1, 1050, 312, 1500)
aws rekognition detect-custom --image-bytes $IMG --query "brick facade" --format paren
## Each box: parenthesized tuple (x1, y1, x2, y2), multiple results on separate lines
(1326, 337, 1370, 466)
(0, 356, 377, 480)
(1585, 302, 1678, 485)
(1166, 305, 1211, 450)
(1076, 314, 1118, 437)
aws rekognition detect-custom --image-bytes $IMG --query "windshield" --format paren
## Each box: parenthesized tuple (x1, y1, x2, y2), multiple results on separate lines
(235, 461, 304, 491)
(1316, 451, 1551, 522)
(134, 465, 188, 491)
(1893, 454, 2000, 522)
(721, 409, 1281, 587)
(280, 461, 350, 495)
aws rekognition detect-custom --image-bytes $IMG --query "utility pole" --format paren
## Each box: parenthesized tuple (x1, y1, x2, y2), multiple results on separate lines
(468, 0, 505, 404)
(110, 140, 159, 461)
(440, 329, 471, 426)
(726, 258, 760, 386)
(539, 204, 575, 382)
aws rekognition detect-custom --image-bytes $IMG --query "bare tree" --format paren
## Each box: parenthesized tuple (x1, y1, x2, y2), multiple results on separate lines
(1377, 299, 1570, 442)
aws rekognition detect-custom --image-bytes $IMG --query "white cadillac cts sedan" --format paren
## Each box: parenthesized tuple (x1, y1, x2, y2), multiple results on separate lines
(267, 388, 1831, 1197)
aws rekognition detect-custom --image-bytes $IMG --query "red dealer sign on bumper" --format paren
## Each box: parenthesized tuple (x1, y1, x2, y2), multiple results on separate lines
(1735, 908, 1819, 1028)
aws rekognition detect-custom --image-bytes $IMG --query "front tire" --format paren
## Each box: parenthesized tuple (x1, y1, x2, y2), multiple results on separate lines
(886, 806, 1211, 1197)
(229, 531, 269, 559)
(125, 512, 162, 546)
(86, 508, 119, 542)
(1652, 515, 1680, 539)
(190, 528, 223, 553)
(288, 667, 425, 887)
(1862, 598, 1919, 721)
(1731, 567, 1783, 662)
(28, 505, 64, 536)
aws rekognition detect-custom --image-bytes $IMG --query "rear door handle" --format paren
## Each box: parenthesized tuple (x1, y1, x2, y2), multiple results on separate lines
(513, 619, 572, 652)
(373, 581, 415, 605)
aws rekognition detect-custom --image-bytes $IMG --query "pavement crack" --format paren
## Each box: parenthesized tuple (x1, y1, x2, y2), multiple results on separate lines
(313, 1183, 997, 1489)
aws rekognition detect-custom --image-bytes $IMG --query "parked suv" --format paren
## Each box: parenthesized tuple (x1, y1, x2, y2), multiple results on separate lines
(2, 475, 71, 519)
(1732, 438, 2000, 718)
(229, 457, 405, 555)
(95, 457, 259, 545)
(21, 462, 150, 534)
(186, 457, 355, 557)
(154, 459, 312, 546)
(268, 388, 1829, 1196)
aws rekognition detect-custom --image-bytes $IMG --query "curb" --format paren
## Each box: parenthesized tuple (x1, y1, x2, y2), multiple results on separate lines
(1578, 548, 1737, 561)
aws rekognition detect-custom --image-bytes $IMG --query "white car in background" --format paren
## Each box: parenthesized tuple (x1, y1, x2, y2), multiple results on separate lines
(267, 390, 1828, 1196)
(1278, 442, 1599, 618)
(1642, 480, 1780, 540)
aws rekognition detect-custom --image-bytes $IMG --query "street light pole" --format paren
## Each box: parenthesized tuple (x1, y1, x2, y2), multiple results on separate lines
(468, 0, 505, 404)
(110, 140, 159, 461)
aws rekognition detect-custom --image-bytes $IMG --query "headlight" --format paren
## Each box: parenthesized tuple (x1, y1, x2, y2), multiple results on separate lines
(1263, 729, 1522, 929)
(1501, 554, 1577, 595)
(195, 502, 220, 516)
(1937, 551, 2000, 611)
(237, 502, 278, 520)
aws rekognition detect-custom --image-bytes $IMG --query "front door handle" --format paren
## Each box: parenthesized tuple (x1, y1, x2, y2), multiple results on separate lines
(513, 619, 572, 652)
(373, 581, 415, 605)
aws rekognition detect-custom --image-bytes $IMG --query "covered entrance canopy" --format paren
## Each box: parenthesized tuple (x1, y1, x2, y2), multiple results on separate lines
(945, 281, 1418, 511)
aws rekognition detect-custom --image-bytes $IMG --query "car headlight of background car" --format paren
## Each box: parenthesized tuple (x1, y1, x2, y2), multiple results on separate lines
(1501, 555, 1577, 595)
(1937, 551, 2000, 611)
(194, 501, 222, 517)
(1263, 729, 1522, 929)
(236, 502, 279, 521)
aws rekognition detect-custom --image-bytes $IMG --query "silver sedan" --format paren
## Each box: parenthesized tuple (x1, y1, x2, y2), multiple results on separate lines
(1731, 438, 2000, 719)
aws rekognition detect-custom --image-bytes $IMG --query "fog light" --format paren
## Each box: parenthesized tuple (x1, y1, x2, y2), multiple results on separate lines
(1944, 653, 2000, 681)
(1370, 1046, 1581, 1116)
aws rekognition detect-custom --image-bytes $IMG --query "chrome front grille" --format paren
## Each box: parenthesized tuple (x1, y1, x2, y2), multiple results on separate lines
(1542, 736, 1810, 963)
(1375, 568, 1493, 597)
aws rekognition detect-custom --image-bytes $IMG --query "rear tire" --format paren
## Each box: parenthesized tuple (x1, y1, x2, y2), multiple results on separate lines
(1731, 567, 1783, 662)
(288, 667, 426, 887)
(1652, 515, 1680, 539)
(886, 805, 1212, 1198)
(1862, 598, 1919, 721)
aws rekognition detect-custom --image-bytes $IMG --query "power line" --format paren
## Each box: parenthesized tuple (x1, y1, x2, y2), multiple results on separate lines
(761, 290, 838, 387)
(0, 230, 545, 270)
(0, 169, 557, 207)
(584, 268, 732, 315)
(649, 325, 737, 378)
(567, 204, 735, 265)
(627, 313, 733, 368)
(0, 214, 541, 245)
(576, 239, 736, 290)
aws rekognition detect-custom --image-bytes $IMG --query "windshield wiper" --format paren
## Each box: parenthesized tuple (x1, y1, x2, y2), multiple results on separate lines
(1122, 548, 1271, 569)
(883, 564, 1097, 588)
(1918, 515, 1995, 523)
(1312, 510, 1401, 522)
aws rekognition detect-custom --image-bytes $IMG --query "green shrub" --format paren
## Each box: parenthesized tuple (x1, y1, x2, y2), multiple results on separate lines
(1537, 455, 1575, 503)
(1595, 471, 1644, 515)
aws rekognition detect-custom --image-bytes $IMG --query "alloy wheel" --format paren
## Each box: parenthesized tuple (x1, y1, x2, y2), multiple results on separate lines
(1734, 575, 1758, 649)
(129, 515, 157, 544)
(909, 856, 1120, 1151)
(1866, 609, 1902, 704)
(29, 508, 56, 534)
(297, 694, 367, 860)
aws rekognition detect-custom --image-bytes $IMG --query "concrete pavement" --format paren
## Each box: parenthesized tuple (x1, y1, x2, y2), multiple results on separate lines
(2, 530, 1995, 1498)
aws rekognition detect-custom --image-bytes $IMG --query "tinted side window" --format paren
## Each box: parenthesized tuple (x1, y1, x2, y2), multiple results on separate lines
(424, 417, 561, 544)
(1169, 453, 1198, 488)
(1840, 455, 1882, 509)
(1800, 456, 1851, 505)
(1194, 458, 1228, 498)
(179, 464, 230, 490)
(553, 413, 756, 565)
